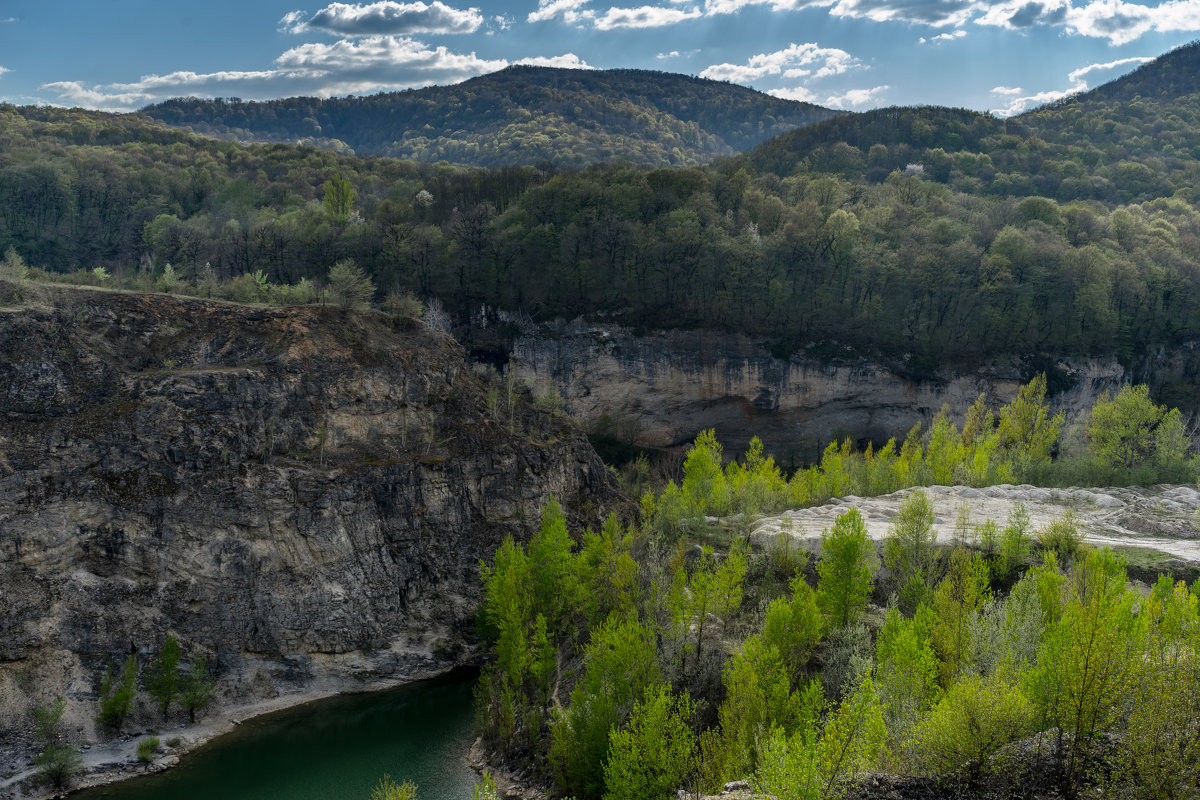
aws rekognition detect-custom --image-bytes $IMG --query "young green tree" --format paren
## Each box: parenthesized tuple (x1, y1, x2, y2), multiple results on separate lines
(883, 490, 937, 612)
(327, 258, 375, 309)
(996, 373, 1063, 467)
(145, 634, 182, 719)
(323, 173, 357, 222)
(32, 697, 81, 790)
(875, 606, 938, 744)
(930, 548, 991, 686)
(179, 654, 214, 723)
(760, 575, 823, 682)
(1087, 384, 1190, 478)
(0, 246, 28, 280)
(816, 507, 876, 629)
(717, 635, 798, 780)
(96, 655, 138, 729)
(603, 685, 696, 800)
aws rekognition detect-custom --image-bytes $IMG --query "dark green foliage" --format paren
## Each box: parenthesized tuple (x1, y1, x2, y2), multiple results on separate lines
(140, 66, 837, 168)
(96, 655, 138, 729)
(145, 634, 182, 719)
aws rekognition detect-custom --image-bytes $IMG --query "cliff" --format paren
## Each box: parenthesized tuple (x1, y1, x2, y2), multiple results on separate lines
(503, 320, 1129, 462)
(0, 283, 621, 769)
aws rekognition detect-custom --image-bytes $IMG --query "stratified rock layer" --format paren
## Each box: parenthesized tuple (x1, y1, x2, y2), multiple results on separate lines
(0, 284, 620, 748)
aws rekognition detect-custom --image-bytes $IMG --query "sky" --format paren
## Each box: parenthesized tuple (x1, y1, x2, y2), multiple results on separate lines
(0, 0, 1197, 116)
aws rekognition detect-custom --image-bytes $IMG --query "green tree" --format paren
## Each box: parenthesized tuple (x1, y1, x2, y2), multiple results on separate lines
(760, 575, 823, 681)
(323, 173, 356, 222)
(179, 654, 214, 722)
(996, 374, 1063, 466)
(883, 490, 937, 612)
(327, 258, 375, 308)
(145, 634, 182, 719)
(817, 508, 876, 629)
(1088, 384, 1190, 477)
(603, 685, 696, 800)
(0, 246, 28, 280)
(930, 548, 991, 686)
(96, 655, 138, 729)
(32, 697, 81, 790)
(875, 606, 938, 743)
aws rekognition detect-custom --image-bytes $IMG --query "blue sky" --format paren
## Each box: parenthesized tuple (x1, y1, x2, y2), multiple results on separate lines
(0, 0, 1196, 116)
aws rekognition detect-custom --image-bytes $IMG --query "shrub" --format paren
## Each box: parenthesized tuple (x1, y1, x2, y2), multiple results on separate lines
(137, 736, 160, 762)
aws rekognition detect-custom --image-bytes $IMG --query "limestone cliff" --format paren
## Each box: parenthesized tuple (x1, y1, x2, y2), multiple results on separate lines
(501, 319, 1128, 461)
(0, 284, 621, 760)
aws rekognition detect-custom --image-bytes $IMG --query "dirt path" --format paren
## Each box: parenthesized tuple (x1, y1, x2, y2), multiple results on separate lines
(752, 483, 1200, 562)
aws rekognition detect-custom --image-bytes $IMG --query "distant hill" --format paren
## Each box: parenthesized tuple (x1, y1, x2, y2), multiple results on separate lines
(138, 66, 838, 168)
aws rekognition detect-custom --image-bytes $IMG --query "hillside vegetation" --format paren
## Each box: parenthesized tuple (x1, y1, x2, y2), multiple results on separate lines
(140, 66, 838, 168)
(4, 43, 1200, 409)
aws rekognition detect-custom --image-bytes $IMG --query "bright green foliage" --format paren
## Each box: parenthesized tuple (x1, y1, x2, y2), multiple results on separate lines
(1038, 511, 1085, 563)
(480, 536, 534, 689)
(136, 736, 160, 762)
(681, 429, 729, 515)
(968, 574, 1046, 677)
(96, 655, 138, 729)
(323, 173, 356, 221)
(1088, 384, 1190, 478)
(179, 654, 214, 723)
(327, 258, 375, 308)
(527, 499, 582, 635)
(875, 607, 938, 743)
(909, 672, 1034, 785)
(580, 514, 639, 624)
(717, 635, 799, 779)
(996, 374, 1064, 466)
(603, 685, 696, 800)
(550, 614, 660, 800)
(472, 772, 500, 800)
(1122, 579, 1200, 799)
(145, 634, 182, 719)
(930, 549, 991, 686)
(677, 544, 747, 679)
(760, 576, 823, 681)
(1026, 548, 1142, 794)
(369, 775, 417, 800)
(926, 408, 964, 486)
(997, 502, 1033, 579)
(883, 491, 937, 612)
(754, 676, 887, 800)
(816, 508, 876, 629)
(32, 697, 81, 790)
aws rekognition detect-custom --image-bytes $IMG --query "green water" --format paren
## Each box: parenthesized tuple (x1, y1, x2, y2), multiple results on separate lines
(71, 669, 480, 800)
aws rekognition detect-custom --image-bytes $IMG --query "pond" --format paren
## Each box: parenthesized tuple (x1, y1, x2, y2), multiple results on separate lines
(71, 669, 480, 800)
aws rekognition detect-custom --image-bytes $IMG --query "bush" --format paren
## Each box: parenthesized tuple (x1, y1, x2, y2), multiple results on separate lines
(137, 736, 160, 762)
(370, 775, 417, 800)
(1037, 511, 1084, 562)
(96, 655, 138, 729)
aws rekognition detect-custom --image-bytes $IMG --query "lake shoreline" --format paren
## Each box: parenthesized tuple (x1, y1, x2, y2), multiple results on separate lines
(1, 664, 480, 800)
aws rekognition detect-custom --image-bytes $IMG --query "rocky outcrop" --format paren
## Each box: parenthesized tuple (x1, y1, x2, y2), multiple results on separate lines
(0, 284, 621, 766)
(503, 320, 1128, 460)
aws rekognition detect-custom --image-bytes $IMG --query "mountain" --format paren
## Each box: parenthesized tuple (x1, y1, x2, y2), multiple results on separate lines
(138, 66, 838, 168)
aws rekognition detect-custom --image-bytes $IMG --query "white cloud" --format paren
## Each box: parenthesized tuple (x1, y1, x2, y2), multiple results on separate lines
(767, 85, 818, 101)
(703, 0, 812, 11)
(975, 0, 1069, 30)
(593, 5, 703, 28)
(528, 0, 594, 23)
(974, 0, 1200, 44)
(991, 85, 1023, 95)
(700, 42, 859, 83)
(824, 84, 888, 108)
(923, 28, 968, 41)
(0, 67, 9, 78)
(282, 2, 483, 35)
(826, 0, 974, 26)
(992, 54, 1152, 115)
(41, 35, 508, 112)
(657, 50, 681, 58)
(1067, 54, 1153, 82)
(514, 53, 595, 68)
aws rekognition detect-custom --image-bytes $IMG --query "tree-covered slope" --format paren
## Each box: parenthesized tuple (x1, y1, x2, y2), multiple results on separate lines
(138, 66, 838, 168)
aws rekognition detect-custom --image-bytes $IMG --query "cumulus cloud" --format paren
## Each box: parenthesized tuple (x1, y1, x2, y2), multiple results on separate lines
(700, 42, 859, 83)
(593, 5, 703, 28)
(991, 54, 1150, 115)
(41, 35, 508, 112)
(767, 85, 818, 101)
(514, 53, 595, 68)
(282, 2, 483, 35)
(974, 0, 1200, 44)
(528, 0, 594, 23)
(824, 84, 888, 108)
(975, 0, 1069, 29)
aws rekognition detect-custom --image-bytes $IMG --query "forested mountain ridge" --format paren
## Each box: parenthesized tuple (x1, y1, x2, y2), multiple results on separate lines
(139, 66, 838, 168)
(5, 41, 1200, 413)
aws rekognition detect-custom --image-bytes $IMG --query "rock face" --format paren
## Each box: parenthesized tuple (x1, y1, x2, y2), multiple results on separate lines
(0, 284, 621, 756)
(503, 320, 1128, 460)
